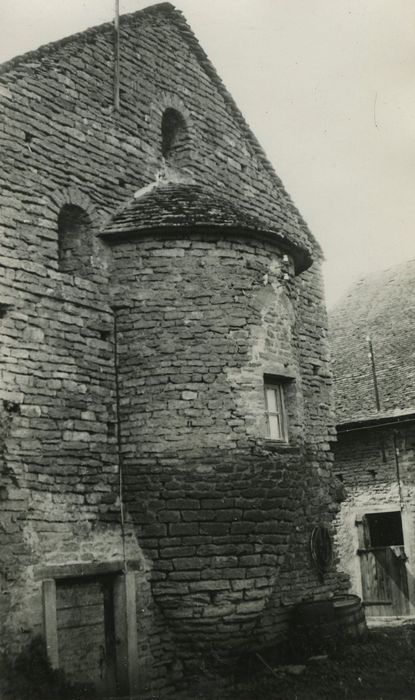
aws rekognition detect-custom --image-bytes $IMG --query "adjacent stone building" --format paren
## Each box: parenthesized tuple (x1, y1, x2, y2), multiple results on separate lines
(331, 259, 415, 620)
(0, 3, 347, 695)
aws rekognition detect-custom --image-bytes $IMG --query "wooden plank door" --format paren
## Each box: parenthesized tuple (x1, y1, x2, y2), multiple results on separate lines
(358, 547, 409, 616)
(56, 576, 118, 697)
(357, 515, 410, 617)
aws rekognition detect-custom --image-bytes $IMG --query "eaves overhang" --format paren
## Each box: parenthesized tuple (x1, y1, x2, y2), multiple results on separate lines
(336, 408, 415, 434)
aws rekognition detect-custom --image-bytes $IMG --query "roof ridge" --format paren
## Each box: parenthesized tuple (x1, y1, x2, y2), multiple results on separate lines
(0, 2, 174, 76)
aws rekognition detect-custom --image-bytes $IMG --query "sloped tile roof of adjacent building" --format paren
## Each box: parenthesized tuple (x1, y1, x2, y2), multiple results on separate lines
(329, 259, 415, 425)
(0, 2, 318, 271)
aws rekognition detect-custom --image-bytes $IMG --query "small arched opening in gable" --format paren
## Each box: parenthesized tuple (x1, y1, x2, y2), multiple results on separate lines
(161, 108, 190, 167)
(58, 204, 93, 277)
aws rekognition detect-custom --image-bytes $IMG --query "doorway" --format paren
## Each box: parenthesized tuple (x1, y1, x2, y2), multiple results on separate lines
(56, 575, 117, 696)
(42, 566, 139, 698)
(357, 510, 410, 617)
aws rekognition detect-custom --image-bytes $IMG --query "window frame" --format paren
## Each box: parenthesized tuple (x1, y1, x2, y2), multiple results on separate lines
(263, 379, 288, 442)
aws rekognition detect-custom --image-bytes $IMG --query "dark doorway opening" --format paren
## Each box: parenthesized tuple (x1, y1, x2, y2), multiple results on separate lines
(365, 511, 404, 547)
(357, 510, 409, 617)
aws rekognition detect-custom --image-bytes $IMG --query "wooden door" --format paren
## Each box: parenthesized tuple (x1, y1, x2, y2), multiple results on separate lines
(56, 576, 118, 697)
(357, 514, 410, 617)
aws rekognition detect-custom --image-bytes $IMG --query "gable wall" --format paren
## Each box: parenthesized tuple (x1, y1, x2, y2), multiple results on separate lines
(0, 5, 344, 693)
(0, 6, 309, 277)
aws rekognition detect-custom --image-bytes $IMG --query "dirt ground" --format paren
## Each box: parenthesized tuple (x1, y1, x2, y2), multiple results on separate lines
(176, 623, 415, 700)
(2, 624, 415, 699)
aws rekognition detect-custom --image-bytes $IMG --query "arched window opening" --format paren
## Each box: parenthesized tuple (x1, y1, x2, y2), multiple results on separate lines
(58, 204, 92, 277)
(161, 108, 189, 165)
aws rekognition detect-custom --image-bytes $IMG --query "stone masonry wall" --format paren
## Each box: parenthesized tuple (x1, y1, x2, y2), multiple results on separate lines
(0, 5, 310, 263)
(0, 274, 131, 641)
(108, 232, 347, 659)
(334, 422, 415, 614)
(0, 3, 346, 693)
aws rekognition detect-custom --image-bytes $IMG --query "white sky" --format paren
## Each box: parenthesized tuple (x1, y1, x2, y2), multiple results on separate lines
(2, 0, 415, 306)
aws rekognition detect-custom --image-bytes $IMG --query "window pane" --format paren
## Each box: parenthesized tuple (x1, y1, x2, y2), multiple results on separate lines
(268, 413, 282, 440)
(266, 388, 278, 413)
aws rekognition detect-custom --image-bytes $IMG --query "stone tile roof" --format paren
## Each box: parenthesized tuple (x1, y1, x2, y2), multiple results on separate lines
(329, 259, 415, 424)
(337, 408, 415, 431)
(100, 180, 311, 270)
(0, 2, 318, 268)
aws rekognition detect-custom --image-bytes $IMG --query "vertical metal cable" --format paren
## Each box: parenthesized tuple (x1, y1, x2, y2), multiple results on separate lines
(393, 430, 405, 511)
(113, 309, 127, 572)
(114, 0, 121, 111)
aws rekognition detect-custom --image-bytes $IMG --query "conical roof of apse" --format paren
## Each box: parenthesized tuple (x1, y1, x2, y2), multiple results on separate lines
(100, 179, 312, 273)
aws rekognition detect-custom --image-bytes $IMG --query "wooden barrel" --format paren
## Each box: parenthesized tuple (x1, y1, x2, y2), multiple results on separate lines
(293, 595, 367, 651)
(294, 599, 335, 625)
(332, 594, 367, 639)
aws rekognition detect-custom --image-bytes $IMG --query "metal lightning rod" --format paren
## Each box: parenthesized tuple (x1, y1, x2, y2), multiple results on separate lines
(114, 0, 120, 111)
(367, 335, 381, 412)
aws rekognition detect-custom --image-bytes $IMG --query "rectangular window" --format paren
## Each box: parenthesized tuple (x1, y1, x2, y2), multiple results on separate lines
(264, 381, 288, 442)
